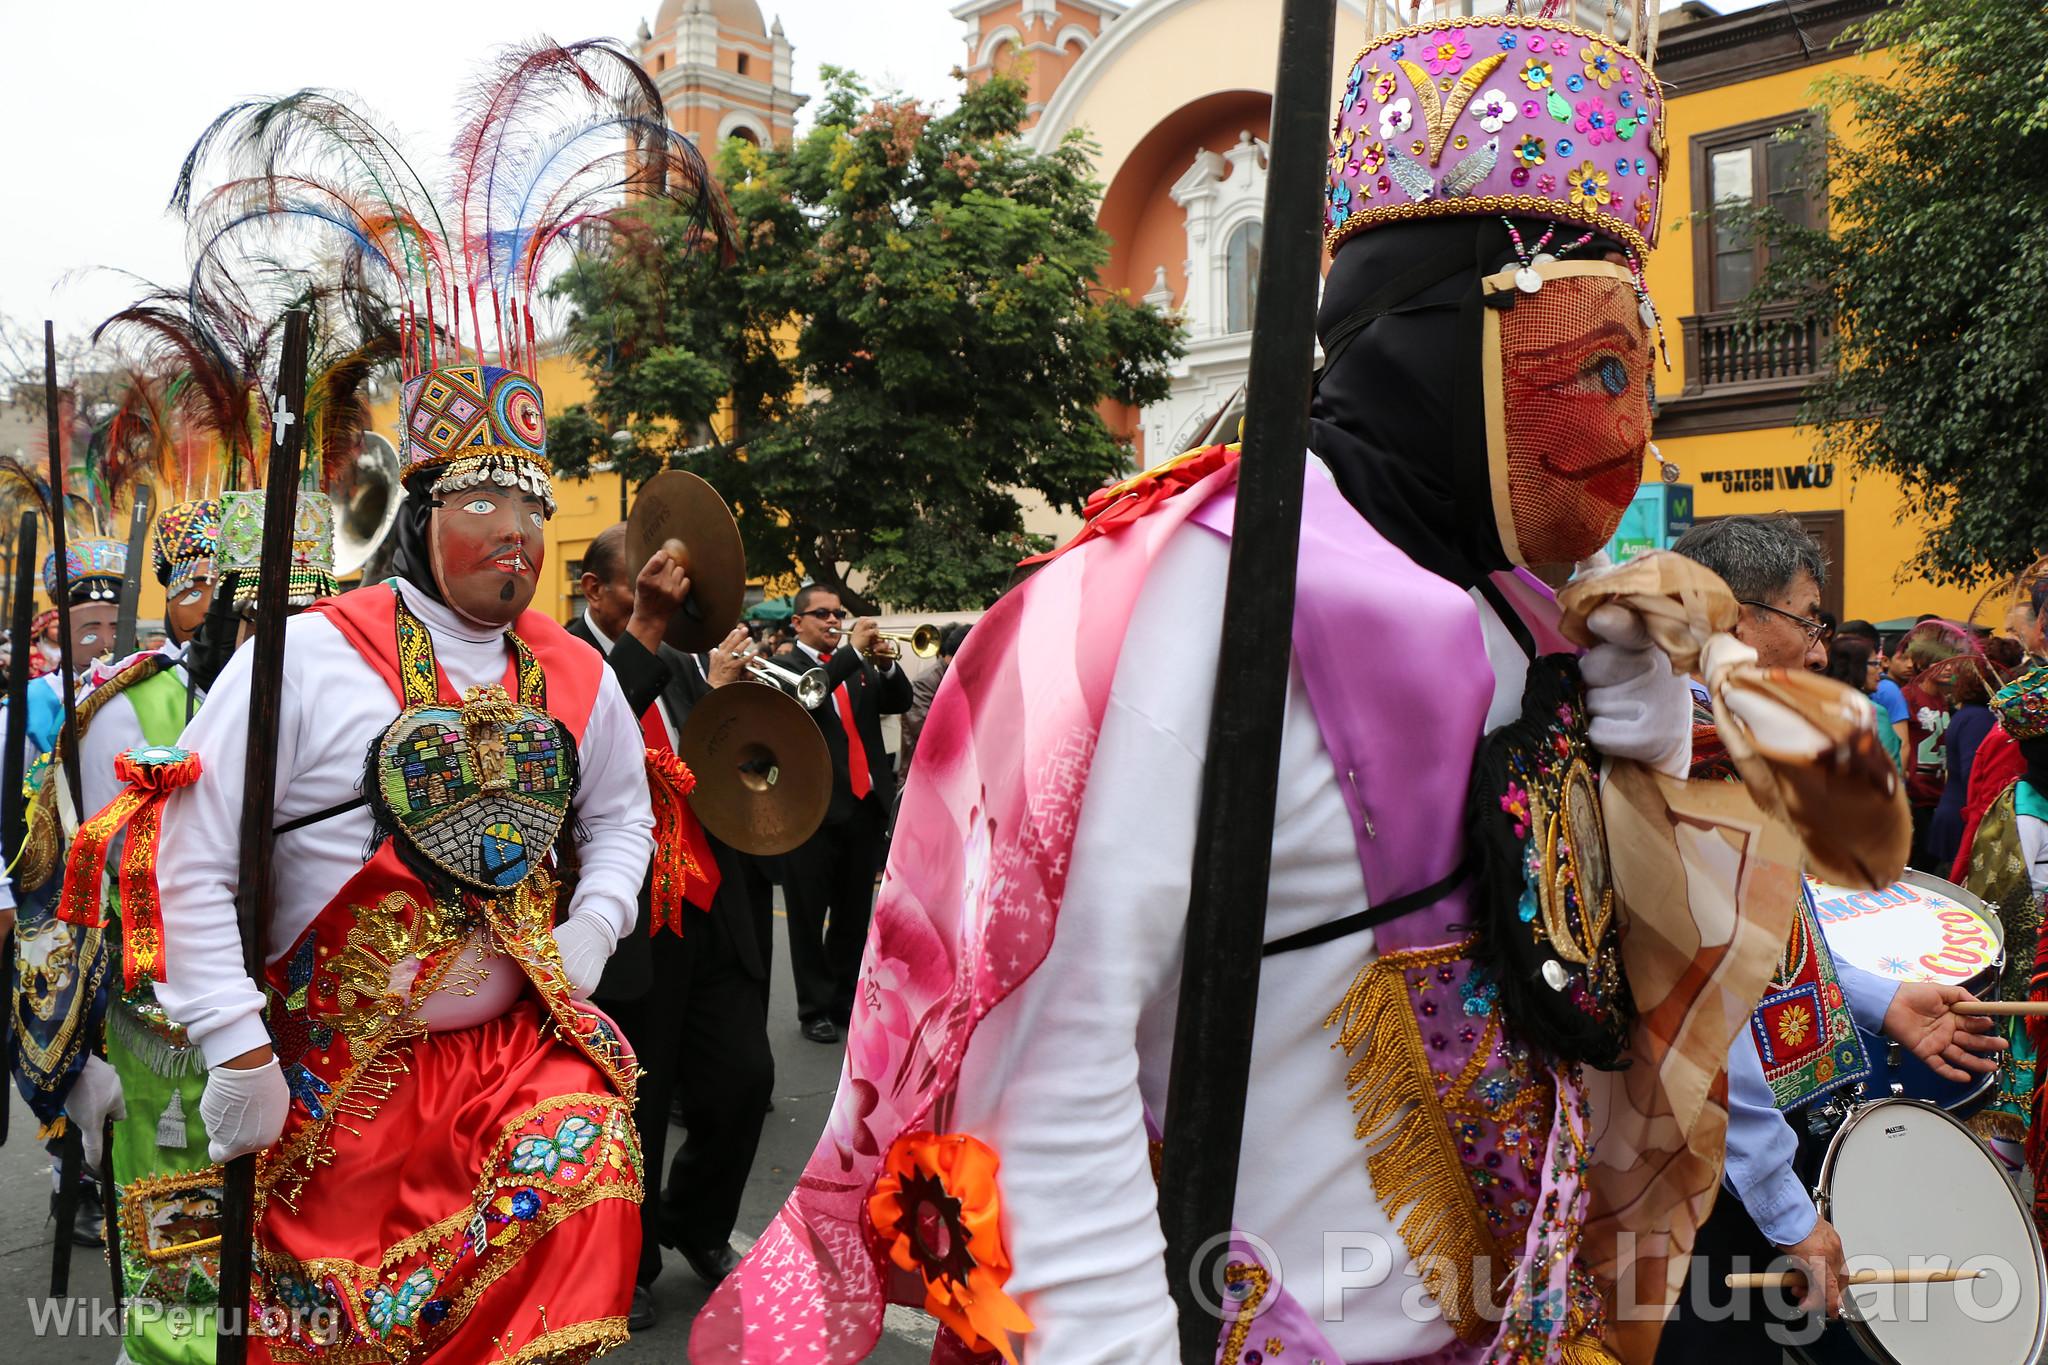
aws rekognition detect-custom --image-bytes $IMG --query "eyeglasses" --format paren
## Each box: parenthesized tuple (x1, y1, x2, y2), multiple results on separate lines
(1741, 600, 1829, 646)
(800, 608, 850, 621)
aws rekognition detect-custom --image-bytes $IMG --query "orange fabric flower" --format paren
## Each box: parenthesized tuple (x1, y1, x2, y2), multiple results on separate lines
(644, 747, 718, 932)
(869, 1131, 1034, 1362)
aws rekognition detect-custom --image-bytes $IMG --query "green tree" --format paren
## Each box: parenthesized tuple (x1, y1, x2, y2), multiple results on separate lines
(549, 68, 1183, 611)
(1752, 0, 2048, 588)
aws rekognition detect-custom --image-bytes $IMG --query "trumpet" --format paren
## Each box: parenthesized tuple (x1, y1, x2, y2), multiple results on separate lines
(742, 652, 829, 710)
(866, 623, 945, 661)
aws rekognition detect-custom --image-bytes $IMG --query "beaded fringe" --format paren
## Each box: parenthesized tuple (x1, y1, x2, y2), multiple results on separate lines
(110, 1003, 206, 1081)
(1324, 954, 1493, 1342)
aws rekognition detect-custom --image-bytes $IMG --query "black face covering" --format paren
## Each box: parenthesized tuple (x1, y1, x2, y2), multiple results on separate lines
(1309, 216, 1628, 591)
(387, 474, 445, 605)
(2023, 735, 2048, 798)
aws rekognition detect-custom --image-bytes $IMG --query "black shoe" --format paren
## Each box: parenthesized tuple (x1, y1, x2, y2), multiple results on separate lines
(46, 1189, 104, 1248)
(679, 1242, 742, 1288)
(801, 1018, 839, 1044)
(628, 1284, 656, 1332)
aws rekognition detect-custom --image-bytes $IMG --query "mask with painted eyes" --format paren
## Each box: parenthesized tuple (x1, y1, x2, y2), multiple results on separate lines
(426, 484, 548, 627)
(1481, 259, 1652, 568)
(164, 574, 216, 643)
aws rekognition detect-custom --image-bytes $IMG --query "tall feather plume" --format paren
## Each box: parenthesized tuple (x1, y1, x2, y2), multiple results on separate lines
(174, 37, 731, 388)
(83, 365, 181, 510)
(92, 283, 262, 492)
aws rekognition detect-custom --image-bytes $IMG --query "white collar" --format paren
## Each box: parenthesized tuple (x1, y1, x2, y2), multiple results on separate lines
(581, 608, 619, 655)
(394, 578, 508, 647)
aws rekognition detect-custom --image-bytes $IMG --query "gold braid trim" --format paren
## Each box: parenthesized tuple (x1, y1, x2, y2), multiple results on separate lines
(1324, 942, 1498, 1342)
(500, 1315, 629, 1363)
(1558, 1333, 1624, 1365)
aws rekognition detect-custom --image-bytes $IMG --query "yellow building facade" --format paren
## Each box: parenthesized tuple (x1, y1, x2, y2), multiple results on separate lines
(1649, 0, 1973, 625)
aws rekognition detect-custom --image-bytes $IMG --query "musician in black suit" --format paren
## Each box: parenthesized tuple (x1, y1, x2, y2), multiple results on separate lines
(568, 523, 773, 1329)
(773, 584, 913, 1043)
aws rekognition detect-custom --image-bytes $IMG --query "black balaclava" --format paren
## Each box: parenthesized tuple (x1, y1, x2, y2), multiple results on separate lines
(2023, 735, 2048, 798)
(387, 473, 445, 605)
(1309, 215, 1628, 593)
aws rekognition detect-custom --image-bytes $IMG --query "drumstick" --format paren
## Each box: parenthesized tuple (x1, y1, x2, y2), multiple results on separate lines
(1725, 1268, 1985, 1289)
(1951, 1001, 2048, 1016)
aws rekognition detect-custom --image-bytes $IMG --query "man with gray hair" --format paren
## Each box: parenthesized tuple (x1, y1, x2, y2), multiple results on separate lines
(1669, 514, 1830, 674)
(1657, 515, 2003, 1362)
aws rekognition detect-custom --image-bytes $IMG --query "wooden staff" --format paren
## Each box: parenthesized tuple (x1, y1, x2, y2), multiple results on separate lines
(1727, 1267, 1984, 1289)
(0, 512, 36, 1153)
(43, 321, 93, 1293)
(1156, 4, 1336, 1360)
(216, 309, 309, 1364)
(112, 486, 154, 658)
(1952, 1000, 2048, 1017)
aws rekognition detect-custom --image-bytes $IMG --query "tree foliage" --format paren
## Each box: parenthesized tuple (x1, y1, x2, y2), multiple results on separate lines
(1755, 0, 2048, 588)
(549, 69, 1184, 611)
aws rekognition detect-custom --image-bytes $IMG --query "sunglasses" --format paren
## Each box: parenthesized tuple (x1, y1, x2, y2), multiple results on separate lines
(800, 608, 850, 621)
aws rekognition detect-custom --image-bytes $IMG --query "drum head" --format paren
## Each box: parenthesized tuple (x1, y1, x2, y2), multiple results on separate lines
(1808, 870, 2004, 997)
(1820, 1099, 2046, 1364)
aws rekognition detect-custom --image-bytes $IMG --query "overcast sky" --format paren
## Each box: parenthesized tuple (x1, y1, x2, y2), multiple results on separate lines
(0, 1, 968, 346)
(3, 0, 1764, 355)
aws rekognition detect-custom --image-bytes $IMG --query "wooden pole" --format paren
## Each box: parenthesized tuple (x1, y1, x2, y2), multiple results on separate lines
(43, 321, 92, 1291)
(215, 309, 309, 1363)
(113, 487, 155, 658)
(1156, 4, 1337, 1359)
(0, 512, 37, 1153)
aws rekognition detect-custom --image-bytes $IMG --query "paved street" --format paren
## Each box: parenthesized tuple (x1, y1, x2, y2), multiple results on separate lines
(0, 902, 934, 1361)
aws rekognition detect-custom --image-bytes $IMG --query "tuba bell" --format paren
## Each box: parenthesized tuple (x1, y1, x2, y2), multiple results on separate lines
(331, 430, 404, 580)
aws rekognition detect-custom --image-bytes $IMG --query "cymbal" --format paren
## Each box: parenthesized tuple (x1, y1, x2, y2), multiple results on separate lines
(677, 681, 830, 857)
(626, 470, 745, 653)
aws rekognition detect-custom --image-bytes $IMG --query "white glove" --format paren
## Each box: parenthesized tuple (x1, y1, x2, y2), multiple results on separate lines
(199, 1060, 291, 1163)
(67, 1055, 126, 1175)
(552, 916, 613, 1001)
(1581, 603, 1693, 779)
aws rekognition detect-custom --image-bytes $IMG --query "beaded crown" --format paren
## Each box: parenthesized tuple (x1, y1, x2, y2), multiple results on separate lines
(152, 499, 223, 596)
(1326, 2, 1667, 259)
(1994, 666, 2048, 743)
(219, 489, 337, 608)
(44, 538, 128, 602)
(399, 363, 553, 511)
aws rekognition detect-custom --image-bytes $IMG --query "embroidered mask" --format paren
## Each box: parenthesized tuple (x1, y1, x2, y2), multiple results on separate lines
(1481, 258, 1650, 569)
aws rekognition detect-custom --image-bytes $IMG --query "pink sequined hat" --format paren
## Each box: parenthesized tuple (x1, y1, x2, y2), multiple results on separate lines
(1326, 3, 1668, 258)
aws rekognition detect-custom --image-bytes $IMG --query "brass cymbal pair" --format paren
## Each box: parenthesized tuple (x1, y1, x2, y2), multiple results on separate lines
(627, 471, 827, 856)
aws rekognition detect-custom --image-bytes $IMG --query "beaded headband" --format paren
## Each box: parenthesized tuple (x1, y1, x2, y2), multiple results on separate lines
(218, 490, 338, 608)
(1994, 665, 2048, 743)
(400, 363, 555, 515)
(1326, 8, 1666, 259)
(44, 538, 128, 602)
(153, 498, 223, 596)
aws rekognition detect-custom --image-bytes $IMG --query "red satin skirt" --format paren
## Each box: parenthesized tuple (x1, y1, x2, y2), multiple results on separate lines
(253, 1000, 642, 1363)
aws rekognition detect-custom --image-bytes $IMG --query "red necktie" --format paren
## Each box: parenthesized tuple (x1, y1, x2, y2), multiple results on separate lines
(639, 698, 672, 754)
(835, 678, 872, 800)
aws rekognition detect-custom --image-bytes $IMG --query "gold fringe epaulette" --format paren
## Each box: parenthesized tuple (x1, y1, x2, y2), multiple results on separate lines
(1325, 945, 1497, 1342)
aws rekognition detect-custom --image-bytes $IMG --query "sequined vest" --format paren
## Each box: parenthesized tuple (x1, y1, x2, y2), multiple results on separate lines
(257, 585, 633, 1208)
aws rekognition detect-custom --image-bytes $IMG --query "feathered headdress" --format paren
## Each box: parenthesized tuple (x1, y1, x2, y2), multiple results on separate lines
(171, 36, 730, 504)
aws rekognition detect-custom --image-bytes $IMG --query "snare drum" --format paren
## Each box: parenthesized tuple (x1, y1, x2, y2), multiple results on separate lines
(1807, 871, 2006, 1115)
(1790, 1098, 2047, 1365)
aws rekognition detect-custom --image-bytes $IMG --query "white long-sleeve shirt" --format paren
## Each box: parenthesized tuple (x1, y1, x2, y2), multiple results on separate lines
(153, 580, 654, 1067)
(946, 496, 1531, 1364)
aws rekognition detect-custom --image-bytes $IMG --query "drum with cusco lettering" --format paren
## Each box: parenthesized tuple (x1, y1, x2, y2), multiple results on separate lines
(1807, 871, 2005, 1116)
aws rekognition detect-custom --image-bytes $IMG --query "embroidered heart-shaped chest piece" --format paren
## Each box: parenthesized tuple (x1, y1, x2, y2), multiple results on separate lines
(373, 685, 577, 893)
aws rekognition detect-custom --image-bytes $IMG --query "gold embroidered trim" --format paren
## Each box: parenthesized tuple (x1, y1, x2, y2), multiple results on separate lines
(1216, 1262, 1270, 1365)
(1326, 193, 1653, 263)
(499, 1314, 629, 1363)
(1324, 941, 1498, 1342)
(119, 1165, 226, 1264)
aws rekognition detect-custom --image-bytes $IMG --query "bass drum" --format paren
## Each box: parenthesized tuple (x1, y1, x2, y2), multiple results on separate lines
(1790, 1098, 2047, 1365)
(1807, 870, 2006, 1115)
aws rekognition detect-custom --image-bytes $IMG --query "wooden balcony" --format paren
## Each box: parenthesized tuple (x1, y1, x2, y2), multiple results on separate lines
(1657, 303, 1831, 437)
